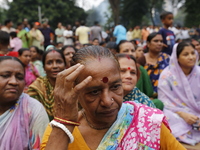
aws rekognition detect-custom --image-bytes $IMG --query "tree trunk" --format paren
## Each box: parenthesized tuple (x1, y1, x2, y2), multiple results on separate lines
(108, 0, 120, 25)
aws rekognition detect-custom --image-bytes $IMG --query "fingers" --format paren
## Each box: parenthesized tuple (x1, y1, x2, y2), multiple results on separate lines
(65, 65, 85, 83)
(74, 76, 92, 92)
(58, 63, 81, 78)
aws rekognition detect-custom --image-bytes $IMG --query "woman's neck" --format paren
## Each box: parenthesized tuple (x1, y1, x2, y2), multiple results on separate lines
(148, 51, 160, 59)
(180, 66, 193, 76)
(0, 101, 16, 115)
(48, 77, 56, 87)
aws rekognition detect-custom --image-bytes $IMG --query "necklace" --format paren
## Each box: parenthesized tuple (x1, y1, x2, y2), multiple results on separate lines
(81, 110, 112, 130)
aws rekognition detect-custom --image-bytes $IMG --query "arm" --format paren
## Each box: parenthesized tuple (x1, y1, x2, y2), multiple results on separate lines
(160, 123, 186, 150)
(44, 64, 92, 150)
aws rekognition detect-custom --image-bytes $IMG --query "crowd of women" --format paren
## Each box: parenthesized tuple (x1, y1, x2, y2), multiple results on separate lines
(0, 20, 200, 149)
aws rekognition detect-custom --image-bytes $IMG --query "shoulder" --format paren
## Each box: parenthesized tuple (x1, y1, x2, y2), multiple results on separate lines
(29, 77, 46, 89)
(21, 93, 47, 113)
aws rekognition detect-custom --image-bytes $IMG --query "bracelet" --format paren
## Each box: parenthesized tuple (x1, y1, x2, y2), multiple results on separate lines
(50, 120, 74, 143)
(54, 117, 80, 126)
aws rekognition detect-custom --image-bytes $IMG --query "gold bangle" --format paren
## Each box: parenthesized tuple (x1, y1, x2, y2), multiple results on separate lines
(54, 117, 80, 126)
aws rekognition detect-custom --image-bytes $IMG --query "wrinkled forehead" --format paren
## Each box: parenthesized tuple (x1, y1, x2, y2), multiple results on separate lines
(76, 58, 120, 83)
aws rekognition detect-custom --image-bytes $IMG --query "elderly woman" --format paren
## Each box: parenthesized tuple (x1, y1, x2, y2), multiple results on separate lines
(0, 56, 49, 149)
(116, 53, 155, 108)
(28, 49, 66, 121)
(41, 46, 185, 150)
(158, 41, 200, 145)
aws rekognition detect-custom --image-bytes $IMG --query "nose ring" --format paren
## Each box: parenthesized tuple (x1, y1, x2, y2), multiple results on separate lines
(111, 98, 114, 101)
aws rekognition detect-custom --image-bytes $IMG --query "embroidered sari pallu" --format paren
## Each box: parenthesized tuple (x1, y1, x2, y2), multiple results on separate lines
(41, 102, 183, 150)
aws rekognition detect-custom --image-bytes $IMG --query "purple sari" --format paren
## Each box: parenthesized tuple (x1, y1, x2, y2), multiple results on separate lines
(0, 93, 49, 150)
(158, 43, 200, 145)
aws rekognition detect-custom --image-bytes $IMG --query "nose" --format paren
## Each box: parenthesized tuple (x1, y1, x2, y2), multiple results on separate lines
(52, 61, 58, 68)
(8, 76, 18, 85)
(100, 90, 113, 108)
(69, 53, 73, 58)
(124, 71, 132, 79)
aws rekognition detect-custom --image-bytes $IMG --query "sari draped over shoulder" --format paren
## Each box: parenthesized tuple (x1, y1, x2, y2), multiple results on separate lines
(0, 93, 49, 150)
(123, 87, 156, 108)
(28, 76, 54, 121)
(158, 43, 200, 145)
(41, 102, 169, 150)
(97, 102, 168, 150)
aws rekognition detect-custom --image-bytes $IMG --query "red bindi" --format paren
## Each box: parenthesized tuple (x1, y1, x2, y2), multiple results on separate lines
(126, 55, 130, 60)
(128, 67, 131, 70)
(102, 77, 108, 83)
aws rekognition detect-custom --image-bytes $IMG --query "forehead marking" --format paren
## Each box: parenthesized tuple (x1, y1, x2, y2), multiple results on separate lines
(126, 55, 130, 60)
(101, 77, 108, 83)
(127, 67, 131, 70)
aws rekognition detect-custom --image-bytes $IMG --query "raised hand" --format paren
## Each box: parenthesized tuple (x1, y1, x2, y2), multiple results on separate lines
(53, 63, 92, 122)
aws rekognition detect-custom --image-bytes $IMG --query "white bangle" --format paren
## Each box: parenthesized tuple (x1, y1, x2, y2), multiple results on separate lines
(50, 120, 74, 143)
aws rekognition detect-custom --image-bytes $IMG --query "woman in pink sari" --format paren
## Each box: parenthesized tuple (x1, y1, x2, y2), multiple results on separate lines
(158, 41, 200, 145)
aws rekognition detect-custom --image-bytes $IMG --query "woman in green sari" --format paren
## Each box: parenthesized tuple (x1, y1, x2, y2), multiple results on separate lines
(28, 49, 66, 120)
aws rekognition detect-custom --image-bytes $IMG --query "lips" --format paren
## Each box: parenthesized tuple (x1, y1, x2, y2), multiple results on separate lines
(98, 109, 118, 117)
(51, 71, 60, 75)
(122, 81, 133, 85)
(6, 88, 18, 93)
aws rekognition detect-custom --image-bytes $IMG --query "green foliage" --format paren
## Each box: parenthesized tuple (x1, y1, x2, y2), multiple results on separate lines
(108, 0, 165, 28)
(185, 0, 200, 27)
(5, 0, 87, 28)
(121, 0, 149, 27)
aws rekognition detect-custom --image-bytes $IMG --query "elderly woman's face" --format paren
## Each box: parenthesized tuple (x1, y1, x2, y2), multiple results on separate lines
(118, 57, 137, 96)
(78, 58, 123, 125)
(0, 60, 25, 103)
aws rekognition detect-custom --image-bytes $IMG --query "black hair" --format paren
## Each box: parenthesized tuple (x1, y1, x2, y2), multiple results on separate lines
(106, 41, 117, 49)
(80, 20, 85, 26)
(147, 32, 161, 43)
(30, 46, 40, 54)
(42, 49, 66, 67)
(130, 40, 137, 45)
(17, 22, 23, 27)
(94, 21, 98, 25)
(83, 43, 92, 47)
(10, 32, 17, 38)
(93, 38, 99, 42)
(18, 48, 29, 56)
(115, 53, 140, 79)
(4, 19, 11, 26)
(61, 45, 76, 52)
(0, 56, 25, 69)
(160, 11, 173, 20)
(116, 40, 132, 53)
(0, 31, 10, 46)
(176, 41, 192, 58)
(100, 41, 106, 46)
